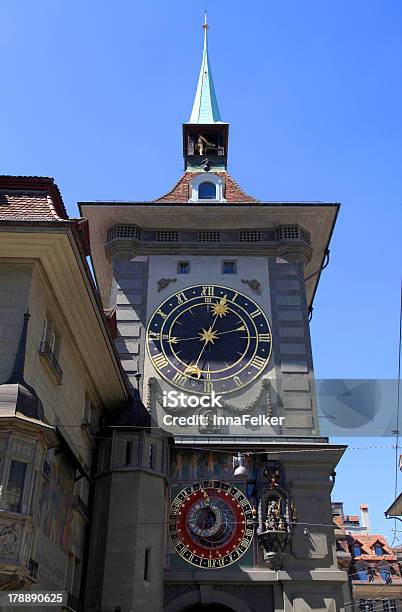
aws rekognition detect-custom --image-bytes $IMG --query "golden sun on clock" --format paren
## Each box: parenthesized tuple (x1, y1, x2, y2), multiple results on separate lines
(146, 284, 272, 395)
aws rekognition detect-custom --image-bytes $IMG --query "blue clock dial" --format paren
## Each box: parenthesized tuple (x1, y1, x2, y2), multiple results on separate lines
(146, 284, 272, 395)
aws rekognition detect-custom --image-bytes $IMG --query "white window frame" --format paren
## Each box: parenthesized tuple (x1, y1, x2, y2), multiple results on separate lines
(177, 261, 190, 274)
(222, 260, 237, 275)
(188, 174, 226, 203)
(50, 330, 56, 353)
(41, 318, 48, 343)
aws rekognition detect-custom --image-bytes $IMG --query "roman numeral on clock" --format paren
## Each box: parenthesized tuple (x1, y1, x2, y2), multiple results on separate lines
(153, 353, 168, 369)
(176, 292, 188, 304)
(250, 308, 261, 318)
(258, 333, 271, 342)
(201, 286, 214, 297)
(233, 376, 242, 388)
(171, 535, 182, 547)
(172, 372, 187, 387)
(203, 381, 213, 393)
(239, 537, 251, 548)
(251, 356, 266, 369)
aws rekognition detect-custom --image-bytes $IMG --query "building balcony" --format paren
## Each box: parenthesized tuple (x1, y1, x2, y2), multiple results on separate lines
(39, 341, 63, 384)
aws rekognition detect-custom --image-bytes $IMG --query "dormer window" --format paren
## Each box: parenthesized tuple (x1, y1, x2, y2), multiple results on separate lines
(374, 543, 384, 556)
(198, 181, 216, 199)
(188, 173, 226, 203)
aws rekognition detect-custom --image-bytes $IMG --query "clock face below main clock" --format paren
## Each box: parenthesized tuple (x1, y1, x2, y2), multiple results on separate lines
(146, 284, 272, 395)
(169, 480, 255, 568)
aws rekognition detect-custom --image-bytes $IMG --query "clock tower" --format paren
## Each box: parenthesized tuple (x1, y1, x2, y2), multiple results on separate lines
(82, 16, 347, 612)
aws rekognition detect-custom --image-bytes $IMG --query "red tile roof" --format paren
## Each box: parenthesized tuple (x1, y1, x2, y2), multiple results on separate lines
(353, 535, 397, 560)
(345, 515, 360, 523)
(0, 176, 68, 221)
(154, 172, 259, 204)
(334, 516, 346, 529)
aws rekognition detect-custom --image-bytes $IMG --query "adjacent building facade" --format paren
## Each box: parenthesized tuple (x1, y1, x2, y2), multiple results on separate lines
(0, 176, 128, 608)
(334, 502, 402, 610)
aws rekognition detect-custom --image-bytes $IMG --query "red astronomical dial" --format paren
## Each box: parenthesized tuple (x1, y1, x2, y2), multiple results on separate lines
(168, 480, 255, 568)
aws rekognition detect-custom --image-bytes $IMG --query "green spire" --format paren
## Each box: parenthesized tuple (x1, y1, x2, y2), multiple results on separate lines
(189, 13, 222, 124)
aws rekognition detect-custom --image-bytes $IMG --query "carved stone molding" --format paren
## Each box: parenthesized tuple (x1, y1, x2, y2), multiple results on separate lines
(256, 462, 296, 570)
(157, 278, 177, 292)
(241, 279, 261, 295)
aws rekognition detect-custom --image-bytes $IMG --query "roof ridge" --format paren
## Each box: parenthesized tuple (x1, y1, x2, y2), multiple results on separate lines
(153, 174, 187, 203)
(0, 175, 68, 219)
(153, 172, 260, 204)
(225, 172, 260, 203)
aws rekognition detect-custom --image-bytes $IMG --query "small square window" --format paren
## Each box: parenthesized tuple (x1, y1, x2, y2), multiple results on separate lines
(222, 260, 236, 274)
(177, 261, 190, 274)
(144, 548, 151, 581)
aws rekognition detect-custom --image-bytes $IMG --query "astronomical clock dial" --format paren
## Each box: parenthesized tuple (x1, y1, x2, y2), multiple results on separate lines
(168, 480, 254, 568)
(146, 284, 272, 394)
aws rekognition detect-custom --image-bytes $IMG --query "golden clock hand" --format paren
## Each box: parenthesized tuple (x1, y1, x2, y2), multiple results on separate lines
(192, 298, 228, 368)
(193, 339, 209, 368)
(215, 325, 246, 336)
(173, 334, 205, 342)
(170, 325, 243, 343)
(171, 324, 243, 345)
(193, 313, 220, 367)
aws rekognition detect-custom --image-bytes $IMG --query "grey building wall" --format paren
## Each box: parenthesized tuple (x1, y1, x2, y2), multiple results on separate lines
(109, 254, 149, 393)
(268, 255, 320, 435)
(85, 430, 168, 612)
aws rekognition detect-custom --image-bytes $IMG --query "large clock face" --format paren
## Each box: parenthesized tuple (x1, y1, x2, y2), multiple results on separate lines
(169, 480, 254, 568)
(146, 284, 272, 395)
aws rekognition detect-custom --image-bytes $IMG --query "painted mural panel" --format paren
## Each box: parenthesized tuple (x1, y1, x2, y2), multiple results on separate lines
(171, 449, 258, 483)
(37, 454, 74, 552)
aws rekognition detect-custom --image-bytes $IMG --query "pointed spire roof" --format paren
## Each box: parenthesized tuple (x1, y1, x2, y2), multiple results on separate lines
(189, 13, 222, 124)
(5, 311, 45, 421)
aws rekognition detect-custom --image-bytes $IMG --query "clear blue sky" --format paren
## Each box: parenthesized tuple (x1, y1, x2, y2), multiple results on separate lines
(1, 1, 401, 541)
